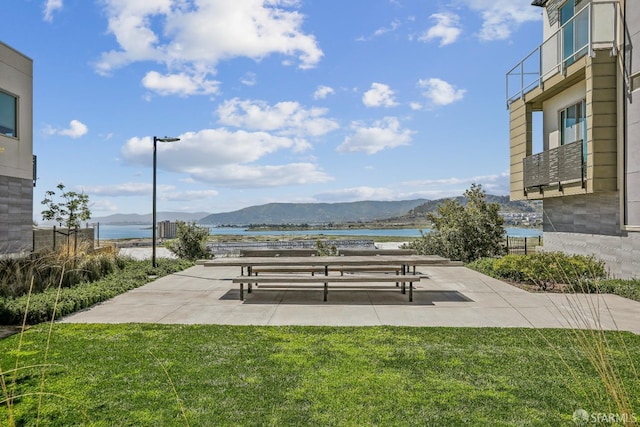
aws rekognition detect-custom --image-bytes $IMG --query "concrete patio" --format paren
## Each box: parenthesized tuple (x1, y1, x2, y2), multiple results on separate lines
(60, 264, 640, 333)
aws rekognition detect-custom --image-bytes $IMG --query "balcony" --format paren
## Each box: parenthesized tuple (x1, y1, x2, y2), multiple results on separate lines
(523, 140, 584, 192)
(506, 1, 619, 106)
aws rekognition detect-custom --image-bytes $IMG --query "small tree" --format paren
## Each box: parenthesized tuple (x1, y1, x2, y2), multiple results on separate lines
(165, 221, 213, 261)
(404, 183, 506, 263)
(41, 183, 91, 229)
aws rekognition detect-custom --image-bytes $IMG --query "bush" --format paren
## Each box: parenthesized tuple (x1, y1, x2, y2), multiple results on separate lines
(569, 278, 640, 301)
(0, 258, 193, 325)
(0, 246, 125, 298)
(468, 252, 607, 291)
(402, 184, 506, 263)
(316, 240, 337, 256)
(165, 221, 213, 261)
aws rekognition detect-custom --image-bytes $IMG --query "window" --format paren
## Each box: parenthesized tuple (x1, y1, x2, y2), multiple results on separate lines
(0, 90, 17, 137)
(560, 0, 589, 67)
(560, 100, 586, 146)
(560, 99, 587, 175)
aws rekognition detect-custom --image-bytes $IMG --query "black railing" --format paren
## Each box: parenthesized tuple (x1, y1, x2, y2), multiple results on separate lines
(506, 236, 543, 255)
(524, 140, 584, 191)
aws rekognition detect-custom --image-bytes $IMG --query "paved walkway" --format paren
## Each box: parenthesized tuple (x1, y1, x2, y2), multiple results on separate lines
(61, 264, 640, 333)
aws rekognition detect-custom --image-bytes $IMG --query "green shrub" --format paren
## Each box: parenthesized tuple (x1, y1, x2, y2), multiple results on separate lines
(468, 252, 607, 291)
(402, 184, 506, 263)
(0, 248, 127, 299)
(570, 278, 640, 301)
(316, 240, 337, 256)
(165, 221, 213, 261)
(0, 258, 193, 325)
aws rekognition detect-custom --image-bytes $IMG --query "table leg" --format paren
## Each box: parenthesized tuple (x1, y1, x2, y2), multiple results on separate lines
(248, 282, 252, 293)
(401, 264, 406, 294)
(324, 282, 328, 302)
(409, 281, 413, 302)
(240, 283, 244, 301)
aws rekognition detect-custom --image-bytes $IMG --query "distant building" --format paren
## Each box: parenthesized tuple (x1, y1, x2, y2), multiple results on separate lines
(158, 221, 178, 239)
(0, 41, 33, 255)
(507, 0, 639, 277)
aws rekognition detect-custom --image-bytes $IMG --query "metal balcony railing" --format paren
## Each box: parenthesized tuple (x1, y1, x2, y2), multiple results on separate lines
(506, 1, 619, 106)
(523, 140, 584, 191)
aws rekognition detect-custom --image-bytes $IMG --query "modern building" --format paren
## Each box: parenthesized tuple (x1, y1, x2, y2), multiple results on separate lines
(0, 42, 33, 255)
(507, 0, 639, 278)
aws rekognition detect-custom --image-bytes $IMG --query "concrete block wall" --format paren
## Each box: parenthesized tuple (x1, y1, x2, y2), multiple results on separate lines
(544, 231, 640, 279)
(543, 192, 621, 236)
(0, 175, 32, 254)
(543, 191, 640, 278)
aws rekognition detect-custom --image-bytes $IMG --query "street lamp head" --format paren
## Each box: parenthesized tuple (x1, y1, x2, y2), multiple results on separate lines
(155, 136, 180, 143)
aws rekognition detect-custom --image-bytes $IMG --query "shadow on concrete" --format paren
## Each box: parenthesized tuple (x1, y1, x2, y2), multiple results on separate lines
(220, 289, 473, 306)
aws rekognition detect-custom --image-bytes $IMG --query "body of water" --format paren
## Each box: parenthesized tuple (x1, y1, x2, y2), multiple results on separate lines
(95, 224, 542, 240)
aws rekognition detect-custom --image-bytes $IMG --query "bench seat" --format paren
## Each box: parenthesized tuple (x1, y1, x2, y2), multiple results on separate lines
(251, 266, 326, 275)
(232, 274, 419, 302)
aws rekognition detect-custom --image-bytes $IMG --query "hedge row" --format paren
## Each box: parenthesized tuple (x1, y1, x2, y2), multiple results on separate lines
(0, 258, 194, 325)
(468, 253, 640, 302)
(467, 252, 607, 290)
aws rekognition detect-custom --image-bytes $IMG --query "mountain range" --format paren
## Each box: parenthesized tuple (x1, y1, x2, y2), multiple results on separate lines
(91, 197, 541, 226)
(197, 200, 429, 225)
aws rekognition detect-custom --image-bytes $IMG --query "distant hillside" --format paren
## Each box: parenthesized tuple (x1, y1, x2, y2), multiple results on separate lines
(198, 200, 429, 225)
(402, 195, 541, 220)
(93, 212, 210, 225)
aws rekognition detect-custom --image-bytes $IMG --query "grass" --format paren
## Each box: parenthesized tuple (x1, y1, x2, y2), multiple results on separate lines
(1, 324, 638, 426)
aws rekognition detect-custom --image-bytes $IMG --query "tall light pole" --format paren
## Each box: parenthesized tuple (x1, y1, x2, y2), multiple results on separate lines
(153, 136, 180, 268)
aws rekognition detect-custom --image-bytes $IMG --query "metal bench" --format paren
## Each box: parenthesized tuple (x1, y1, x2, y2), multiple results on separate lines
(232, 274, 419, 302)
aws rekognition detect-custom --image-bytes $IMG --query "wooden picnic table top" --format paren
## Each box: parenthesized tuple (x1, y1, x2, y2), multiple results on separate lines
(202, 255, 454, 267)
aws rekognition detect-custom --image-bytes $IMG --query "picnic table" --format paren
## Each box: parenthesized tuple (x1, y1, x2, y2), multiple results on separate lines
(203, 255, 460, 301)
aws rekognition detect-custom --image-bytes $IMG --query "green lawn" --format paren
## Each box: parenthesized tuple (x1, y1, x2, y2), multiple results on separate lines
(1, 325, 638, 426)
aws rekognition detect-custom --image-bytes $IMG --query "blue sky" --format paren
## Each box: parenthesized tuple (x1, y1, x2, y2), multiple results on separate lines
(2, 0, 543, 218)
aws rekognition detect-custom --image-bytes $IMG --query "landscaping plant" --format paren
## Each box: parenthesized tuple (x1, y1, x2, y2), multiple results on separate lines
(403, 183, 506, 262)
(165, 221, 213, 261)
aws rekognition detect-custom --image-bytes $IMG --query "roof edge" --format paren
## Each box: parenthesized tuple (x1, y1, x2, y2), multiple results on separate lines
(531, 0, 547, 6)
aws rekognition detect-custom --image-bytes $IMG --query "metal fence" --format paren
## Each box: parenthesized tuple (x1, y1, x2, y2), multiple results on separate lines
(505, 236, 542, 255)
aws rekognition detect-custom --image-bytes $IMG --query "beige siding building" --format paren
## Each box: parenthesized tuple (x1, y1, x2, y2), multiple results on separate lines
(507, 0, 640, 277)
(0, 42, 33, 255)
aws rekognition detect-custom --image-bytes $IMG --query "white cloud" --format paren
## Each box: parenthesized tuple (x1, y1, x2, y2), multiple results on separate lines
(189, 163, 332, 187)
(142, 71, 220, 96)
(357, 19, 401, 42)
(418, 78, 465, 106)
(83, 182, 170, 196)
(362, 83, 398, 108)
(313, 171, 510, 203)
(403, 171, 510, 195)
(459, 0, 541, 41)
(313, 85, 335, 100)
(241, 72, 257, 86)
(43, 0, 63, 22)
(217, 98, 339, 138)
(44, 119, 88, 139)
(314, 187, 396, 202)
(337, 117, 414, 154)
(120, 129, 331, 188)
(419, 12, 462, 46)
(95, 1, 323, 96)
(87, 183, 218, 200)
(163, 190, 220, 202)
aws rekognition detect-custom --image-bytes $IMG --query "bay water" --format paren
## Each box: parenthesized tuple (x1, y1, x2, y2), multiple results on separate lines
(95, 224, 542, 240)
